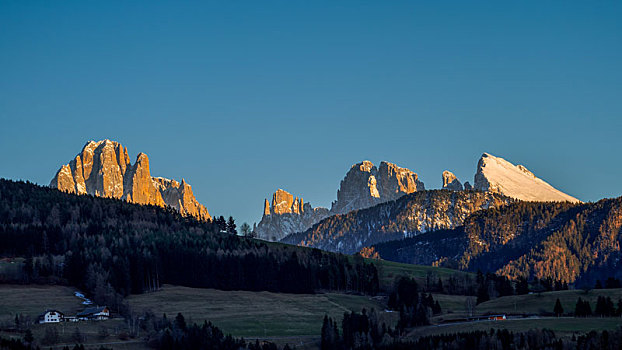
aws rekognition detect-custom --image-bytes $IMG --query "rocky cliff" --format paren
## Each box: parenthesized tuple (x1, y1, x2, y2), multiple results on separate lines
(473, 153, 579, 203)
(442, 170, 463, 191)
(330, 161, 424, 214)
(256, 161, 424, 241)
(282, 190, 513, 254)
(255, 189, 329, 241)
(51, 139, 210, 220)
(260, 154, 580, 245)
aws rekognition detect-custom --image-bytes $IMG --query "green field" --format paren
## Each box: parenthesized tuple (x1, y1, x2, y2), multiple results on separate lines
(413, 288, 622, 339)
(127, 284, 396, 337)
(0, 284, 143, 349)
(409, 317, 622, 338)
(431, 293, 471, 316)
(476, 288, 622, 315)
(372, 259, 473, 291)
(0, 284, 85, 320)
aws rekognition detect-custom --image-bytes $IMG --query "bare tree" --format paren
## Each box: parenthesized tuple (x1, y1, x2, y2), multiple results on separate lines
(240, 222, 253, 237)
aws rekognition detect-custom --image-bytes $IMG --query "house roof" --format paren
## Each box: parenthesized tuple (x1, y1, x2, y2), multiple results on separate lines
(38, 310, 64, 319)
(40, 309, 63, 315)
(77, 306, 108, 316)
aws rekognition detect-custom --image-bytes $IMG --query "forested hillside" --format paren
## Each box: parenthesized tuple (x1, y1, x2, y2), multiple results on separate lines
(0, 179, 379, 307)
(369, 199, 622, 285)
(282, 190, 513, 254)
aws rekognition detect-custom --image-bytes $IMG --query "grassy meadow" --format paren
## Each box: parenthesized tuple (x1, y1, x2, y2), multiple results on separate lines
(476, 288, 622, 315)
(127, 284, 397, 337)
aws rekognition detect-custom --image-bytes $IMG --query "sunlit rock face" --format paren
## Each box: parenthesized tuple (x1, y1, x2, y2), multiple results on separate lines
(51, 139, 210, 220)
(442, 170, 463, 191)
(330, 161, 381, 215)
(473, 153, 579, 203)
(257, 161, 424, 241)
(255, 189, 329, 241)
(331, 160, 425, 214)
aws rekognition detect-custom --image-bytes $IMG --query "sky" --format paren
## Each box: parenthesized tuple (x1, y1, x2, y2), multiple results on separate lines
(1, 1, 621, 226)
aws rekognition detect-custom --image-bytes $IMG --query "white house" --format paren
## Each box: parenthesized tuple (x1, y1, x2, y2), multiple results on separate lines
(38, 310, 64, 324)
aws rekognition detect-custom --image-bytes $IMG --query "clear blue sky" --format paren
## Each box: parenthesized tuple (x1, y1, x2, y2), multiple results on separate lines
(1, 1, 621, 226)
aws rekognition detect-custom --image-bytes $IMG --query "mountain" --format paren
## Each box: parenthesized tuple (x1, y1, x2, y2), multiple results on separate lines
(262, 153, 578, 246)
(255, 161, 424, 241)
(474, 153, 579, 203)
(255, 189, 329, 241)
(441, 170, 463, 191)
(330, 161, 425, 214)
(367, 197, 622, 285)
(50, 139, 210, 220)
(281, 190, 513, 254)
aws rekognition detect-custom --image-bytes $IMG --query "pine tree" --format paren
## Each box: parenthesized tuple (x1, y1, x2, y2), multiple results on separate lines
(476, 283, 490, 304)
(515, 277, 529, 295)
(227, 216, 237, 235)
(175, 312, 187, 330)
(554, 298, 564, 317)
(575, 297, 584, 317)
(23, 329, 34, 344)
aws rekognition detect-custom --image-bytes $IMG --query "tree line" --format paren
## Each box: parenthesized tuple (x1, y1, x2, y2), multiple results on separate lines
(0, 179, 379, 305)
(323, 324, 622, 350)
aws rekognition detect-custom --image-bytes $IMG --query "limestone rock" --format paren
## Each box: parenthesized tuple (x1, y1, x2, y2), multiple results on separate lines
(330, 160, 424, 214)
(51, 139, 210, 220)
(260, 160, 425, 241)
(270, 189, 303, 215)
(377, 161, 425, 201)
(330, 161, 380, 214)
(153, 178, 211, 220)
(473, 153, 580, 203)
(464, 181, 473, 190)
(442, 170, 463, 191)
(124, 153, 165, 206)
(255, 189, 329, 241)
(263, 199, 271, 216)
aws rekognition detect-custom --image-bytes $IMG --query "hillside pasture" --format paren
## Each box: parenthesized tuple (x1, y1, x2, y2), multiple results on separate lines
(476, 288, 622, 315)
(409, 317, 622, 338)
(372, 259, 473, 291)
(127, 284, 396, 337)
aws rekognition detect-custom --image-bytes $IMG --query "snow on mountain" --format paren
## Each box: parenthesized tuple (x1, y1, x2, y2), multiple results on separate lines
(474, 153, 580, 203)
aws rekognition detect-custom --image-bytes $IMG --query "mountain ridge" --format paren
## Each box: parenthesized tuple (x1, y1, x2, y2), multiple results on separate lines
(367, 197, 622, 285)
(259, 153, 578, 243)
(281, 190, 515, 253)
(255, 160, 425, 241)
(50, 139, 210, 220)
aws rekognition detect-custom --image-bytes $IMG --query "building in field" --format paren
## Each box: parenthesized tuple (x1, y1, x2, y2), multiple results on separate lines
(38, 310, 64, 323)
(77, 306, 110, 321)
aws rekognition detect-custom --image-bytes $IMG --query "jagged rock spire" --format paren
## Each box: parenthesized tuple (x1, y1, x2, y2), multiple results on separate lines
(51, 139, 210, 220)
(442, 170, 463, 191)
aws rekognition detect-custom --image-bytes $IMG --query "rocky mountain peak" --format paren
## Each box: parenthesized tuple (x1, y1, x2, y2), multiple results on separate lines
(51, 139, 210, 220)
(256, 188, 329, 241)
(263, 199, 271, 216)
(377, 161, 425, 200)
(442, 170, 463, 191)
(269, 189, 303, 215)
(331, 160, 424, 214)
(474, 153, 579, 203)
(331, 161, 380, 214)
(357, 160, 375, 173)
